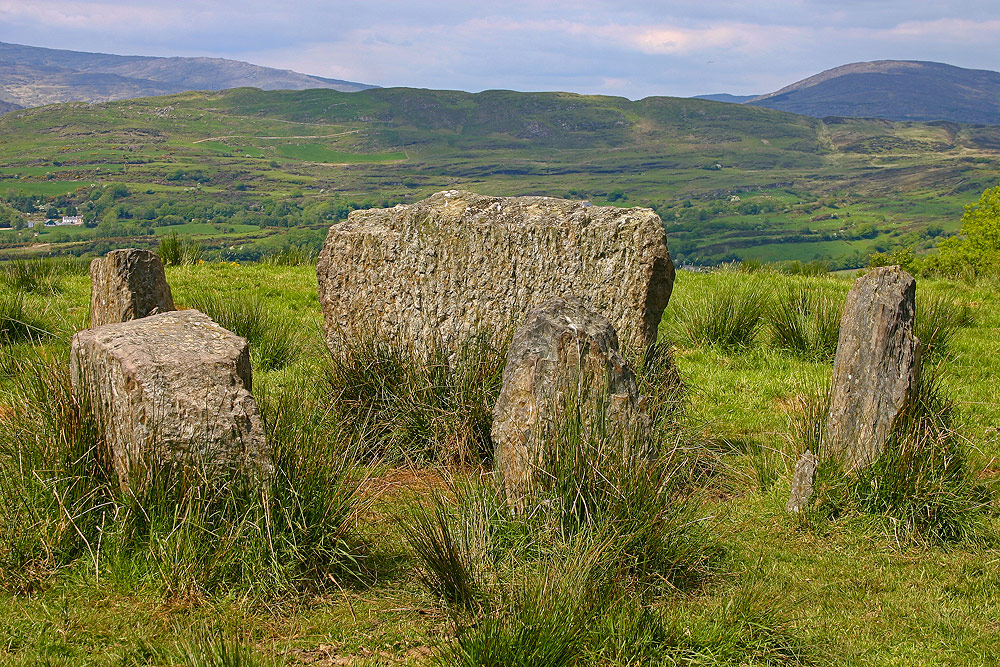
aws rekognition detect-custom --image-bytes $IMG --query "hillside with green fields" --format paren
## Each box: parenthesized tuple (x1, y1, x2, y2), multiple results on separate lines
(1, 87, 999, 266)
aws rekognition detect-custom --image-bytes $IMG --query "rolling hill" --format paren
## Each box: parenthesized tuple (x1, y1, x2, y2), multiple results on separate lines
(0, 41, 375, 109)
(747, 60, 1000, 125)
(1, 86, 998, 267)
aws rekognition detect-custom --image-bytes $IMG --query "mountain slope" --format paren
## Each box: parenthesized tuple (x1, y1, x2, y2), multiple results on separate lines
(0, 41, 375, 108)
(747, 60, 1000, 124)
(694, 94, 756, 103)
(0, 99, 22, 114)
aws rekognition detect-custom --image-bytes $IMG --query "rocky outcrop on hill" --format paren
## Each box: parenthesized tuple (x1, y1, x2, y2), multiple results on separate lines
(824, 266, 919, 469)
(317, 190, 674, 356)
(70, 309, 269, 484)
(89, 248, 174, 327)
(492, 297, 647, 506)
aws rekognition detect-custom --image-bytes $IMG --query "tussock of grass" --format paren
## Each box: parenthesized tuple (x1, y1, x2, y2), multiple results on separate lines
(768, 287, 841, 360)
(260, 244, 317, 266)
(669, 281, 767, 350)
(0, 290, 53, 344)
(0, 256, 88, 293)
(401, 374, 733, 664)
(184, 291, 300, 371)
(800, 367, 992, 545)
(0, 359, 372, 597)
(915, 291, 973, 359)
(595, 584, 808, 666)
(325, 331, 506, 464)
(169, 632, 277, 667)
(159, 232, 204, 266)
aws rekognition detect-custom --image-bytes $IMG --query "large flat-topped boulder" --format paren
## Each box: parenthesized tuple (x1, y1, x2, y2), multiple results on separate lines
(824, 265, 920, 470)
(492, 297, 647, 506)
(90, 248, 174, 327)
(70, 309, 269, 483)
(317, 190, 674, 355)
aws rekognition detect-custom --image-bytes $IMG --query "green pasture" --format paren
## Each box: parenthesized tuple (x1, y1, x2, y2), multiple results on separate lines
(0, 259, 997, 664)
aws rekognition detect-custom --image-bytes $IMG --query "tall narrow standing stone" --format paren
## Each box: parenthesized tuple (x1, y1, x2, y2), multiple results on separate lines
(317, 190, 674, 357)
(90, 248, 174, 327)
(824, 265, 919, 470)
(492, 297, 647, 506)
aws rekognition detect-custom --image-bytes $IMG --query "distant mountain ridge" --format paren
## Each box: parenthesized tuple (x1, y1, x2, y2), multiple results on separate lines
(0, 41, 375, 110)
(745, 60, 1000, 125)
(693, 94, 756, 104)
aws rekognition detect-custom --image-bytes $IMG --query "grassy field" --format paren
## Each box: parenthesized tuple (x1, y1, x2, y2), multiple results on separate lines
(0, 257, 998, 665)
(1, 87, 999, 266)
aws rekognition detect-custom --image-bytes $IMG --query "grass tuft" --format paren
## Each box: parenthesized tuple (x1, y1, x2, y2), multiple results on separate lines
(0, 358, 372, 597)
(159, 232, 204, 266)
(0, 256, 88, 293)
(0, 290, 53, 344)
(669, 281, 767, 349)
(259, 245, 317, 266)
(915, 291, 973, 359)
(768, 286, 841, 360)
(184, 291, 300, 371)
(325, 331, 506, 464)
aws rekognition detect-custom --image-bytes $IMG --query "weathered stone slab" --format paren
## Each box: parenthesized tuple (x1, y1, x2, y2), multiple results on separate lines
(825, 265, 919, 470)
(786, 450, 818, 513)
(70, 309, 269, 483)
(317, 190, 674, 356)
(492, 296, 647, 505)
(90, 248, 174, 327)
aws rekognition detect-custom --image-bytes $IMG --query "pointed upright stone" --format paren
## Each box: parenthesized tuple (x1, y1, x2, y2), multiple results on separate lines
(90, 248, 174, 327)
(492, 296, 648, 506)
(824, 265, 920, 470)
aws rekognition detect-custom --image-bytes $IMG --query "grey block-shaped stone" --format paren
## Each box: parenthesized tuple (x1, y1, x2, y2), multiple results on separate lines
(70, 309, 269, 483)
(317, 190, 674, 356)
(825, 265, 920, 470)
(492, 296, 647, 505)
(90, 248, 174, 327)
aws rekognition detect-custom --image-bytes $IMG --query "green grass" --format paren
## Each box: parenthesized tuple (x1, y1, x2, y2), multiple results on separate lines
(272, 143, 406, 163)
(0, 262, 998, 664)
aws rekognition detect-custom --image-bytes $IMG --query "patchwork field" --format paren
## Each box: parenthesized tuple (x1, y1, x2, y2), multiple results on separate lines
(1, 87, 999, 267)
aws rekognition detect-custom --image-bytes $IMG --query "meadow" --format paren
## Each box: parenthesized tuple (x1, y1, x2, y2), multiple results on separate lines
(0, 254, 997, 666)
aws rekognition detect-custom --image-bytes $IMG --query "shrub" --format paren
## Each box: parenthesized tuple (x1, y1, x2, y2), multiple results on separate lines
(768, 286, 841, 360)
(184, 291, 300, 371)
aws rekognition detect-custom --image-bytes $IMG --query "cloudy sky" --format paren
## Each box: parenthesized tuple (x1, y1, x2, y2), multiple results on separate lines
(2, 1, 998, 98)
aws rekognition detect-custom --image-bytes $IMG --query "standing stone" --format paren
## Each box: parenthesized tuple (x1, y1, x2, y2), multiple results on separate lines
(317, 190, 674, 357)
(824, 265, 919, 470)
(786, 450, 819, 513)
(492, 297, 647, 505)
(70, 309, 269, 484)
(90, 248, 174, 327)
